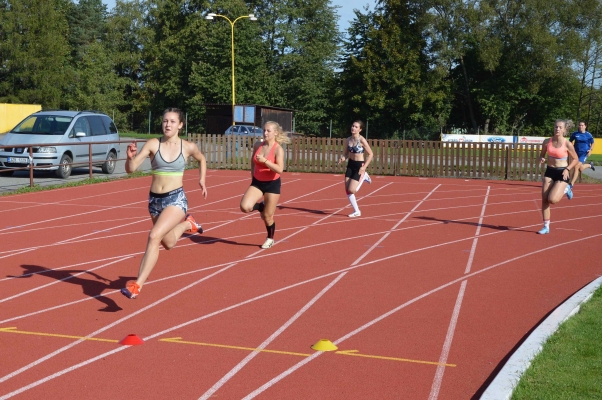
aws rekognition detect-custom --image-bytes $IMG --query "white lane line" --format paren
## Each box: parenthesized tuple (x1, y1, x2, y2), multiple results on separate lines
(0, 254, 138, 282)
(241, 233, 602, 399)
(0, 216, 144, 237)
(242, 183, 439, 398)
(465, 186, 490, 274)
(199, 272, 347, 400)
(0, 263, 237, 385)
(4, 212, 601, 323)
(428, 187, 490, 399)
(0, 180, 341, 386)
(0, 184, 150, 216)
(0, 256, 132, 303)
(352, 184, 440, 266)
(0, 177, 248, 234)
(245, 183, 391, 259)
(206, 181, 339, 233)
(428, 280, 467, 400)
(0, 188, 248, 259)
(4, 233, 602, 399)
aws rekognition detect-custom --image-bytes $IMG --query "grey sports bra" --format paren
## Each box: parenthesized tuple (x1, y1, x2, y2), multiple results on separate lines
(348, 137, 364, 154)
(150, 138, 186, 176)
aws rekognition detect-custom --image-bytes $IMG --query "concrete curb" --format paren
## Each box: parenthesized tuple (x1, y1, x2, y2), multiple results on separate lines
(480, 276, 602, 400)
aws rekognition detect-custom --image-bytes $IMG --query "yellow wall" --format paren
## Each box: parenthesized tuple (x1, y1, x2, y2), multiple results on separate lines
(0, 104, 42, 133)
(593, 138, 602, 155)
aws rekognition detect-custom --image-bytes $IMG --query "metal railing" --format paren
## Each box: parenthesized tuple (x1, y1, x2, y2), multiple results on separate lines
(0, 140, 142, 187)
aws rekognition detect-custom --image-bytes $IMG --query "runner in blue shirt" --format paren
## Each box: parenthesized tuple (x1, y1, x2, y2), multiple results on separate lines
(568, 121, 595, 190)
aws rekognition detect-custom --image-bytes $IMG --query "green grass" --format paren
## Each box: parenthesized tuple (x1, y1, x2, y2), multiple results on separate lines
(511, 285, 602, 399)
(587, 154, 602, 164)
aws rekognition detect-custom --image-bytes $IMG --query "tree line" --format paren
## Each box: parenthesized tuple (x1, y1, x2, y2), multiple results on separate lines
(1, 0, 602, 138)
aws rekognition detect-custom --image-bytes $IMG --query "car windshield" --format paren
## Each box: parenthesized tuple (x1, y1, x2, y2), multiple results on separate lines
(12, 115, 73, 135)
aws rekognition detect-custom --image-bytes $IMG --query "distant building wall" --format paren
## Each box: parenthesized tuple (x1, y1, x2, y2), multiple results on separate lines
(593, 138, 602, 155)
(0, 104, 42, 133)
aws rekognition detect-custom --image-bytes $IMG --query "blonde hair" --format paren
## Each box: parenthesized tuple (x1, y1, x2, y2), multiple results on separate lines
(265, 121, 291, 145)
(555, 119, 574, 135)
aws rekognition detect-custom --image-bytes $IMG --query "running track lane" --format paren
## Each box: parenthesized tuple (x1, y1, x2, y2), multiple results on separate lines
(1, 171, 601, 399)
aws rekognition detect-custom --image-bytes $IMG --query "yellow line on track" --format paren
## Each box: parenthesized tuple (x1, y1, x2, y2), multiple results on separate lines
(0, 327, 456, 367)
(160, 337, 455, 367)
(159, 337, 311, 357)
(0, 327, 118, 343)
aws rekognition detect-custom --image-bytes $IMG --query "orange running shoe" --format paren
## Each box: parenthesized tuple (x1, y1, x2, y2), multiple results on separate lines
(121, 282, 140, 299)
(185, 214, 203, 234)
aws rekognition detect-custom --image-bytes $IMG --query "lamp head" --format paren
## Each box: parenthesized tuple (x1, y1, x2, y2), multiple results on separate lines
(249, 13, 257, 21)
(205, 15, 214, 20)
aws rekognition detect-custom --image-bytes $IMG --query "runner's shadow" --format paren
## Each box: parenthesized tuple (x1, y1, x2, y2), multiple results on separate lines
(9, 265, 135, 312)
(187, 235, 259, 247)
(415, 216, 530, 232)
(276, 205, 331, 215)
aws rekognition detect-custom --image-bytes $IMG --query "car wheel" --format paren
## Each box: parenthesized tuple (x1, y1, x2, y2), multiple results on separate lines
(102, 151, 116, 174)
(56, 154, 72, 179)
(0, 170, 14, 177)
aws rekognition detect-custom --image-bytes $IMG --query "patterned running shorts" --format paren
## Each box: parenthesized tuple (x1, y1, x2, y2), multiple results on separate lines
(148, 187, 188, 217)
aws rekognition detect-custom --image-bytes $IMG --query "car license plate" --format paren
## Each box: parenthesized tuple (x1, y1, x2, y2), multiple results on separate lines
(7, 157, 29, 163)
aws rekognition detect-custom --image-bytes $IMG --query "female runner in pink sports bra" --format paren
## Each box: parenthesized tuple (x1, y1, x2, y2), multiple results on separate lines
(536, 119, 579, 234)
(240, 121, 291, 248)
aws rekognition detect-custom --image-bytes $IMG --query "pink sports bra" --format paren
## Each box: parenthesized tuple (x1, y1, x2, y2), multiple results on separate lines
(547, 138, 568, 160)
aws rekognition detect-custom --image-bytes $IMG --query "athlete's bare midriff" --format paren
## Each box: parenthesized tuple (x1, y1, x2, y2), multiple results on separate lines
(150, 174, 184, 194)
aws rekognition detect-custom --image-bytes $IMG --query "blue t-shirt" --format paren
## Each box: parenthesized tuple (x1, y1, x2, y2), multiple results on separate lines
(570, 131, 594, 156)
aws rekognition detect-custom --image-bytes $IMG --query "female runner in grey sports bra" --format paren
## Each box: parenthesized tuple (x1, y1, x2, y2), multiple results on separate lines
(121, 107, 208, 299)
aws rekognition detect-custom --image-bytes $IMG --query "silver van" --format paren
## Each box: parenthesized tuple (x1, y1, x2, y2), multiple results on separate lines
(0, 110, 120, 178)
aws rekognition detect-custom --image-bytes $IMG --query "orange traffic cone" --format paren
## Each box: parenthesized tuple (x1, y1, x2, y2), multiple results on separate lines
(119, 334, 144, 345)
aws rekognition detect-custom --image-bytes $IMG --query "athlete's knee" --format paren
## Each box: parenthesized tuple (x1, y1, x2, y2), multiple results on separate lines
(240, 203, 253, 213)
(148, 229, 163, 243)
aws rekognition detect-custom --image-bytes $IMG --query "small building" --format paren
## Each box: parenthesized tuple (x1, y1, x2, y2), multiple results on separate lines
(204, 104, 294, 135)
(1, 104, 42, 133)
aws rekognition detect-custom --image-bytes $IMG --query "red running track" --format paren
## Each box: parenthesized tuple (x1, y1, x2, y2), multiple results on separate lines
(0, 171, 601, 399)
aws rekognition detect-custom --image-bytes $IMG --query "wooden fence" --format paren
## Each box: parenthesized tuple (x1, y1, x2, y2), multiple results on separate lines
(187, 134, 545, 181)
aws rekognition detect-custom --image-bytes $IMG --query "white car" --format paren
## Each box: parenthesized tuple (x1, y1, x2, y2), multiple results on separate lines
(224, 125, 263, 137)
(0, 110, 120, 178)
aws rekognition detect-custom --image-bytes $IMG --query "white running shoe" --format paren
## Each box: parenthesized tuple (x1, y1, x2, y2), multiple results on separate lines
(261, 238, 275, 249)
(348, 211, 361, 218)
(363, 172, 372, 184)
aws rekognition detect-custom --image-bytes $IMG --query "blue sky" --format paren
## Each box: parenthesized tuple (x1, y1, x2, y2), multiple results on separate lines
(100, 0, 374, 32)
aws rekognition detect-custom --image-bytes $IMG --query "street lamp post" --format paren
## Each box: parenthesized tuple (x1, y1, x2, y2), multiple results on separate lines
(206, 12, 257, 128)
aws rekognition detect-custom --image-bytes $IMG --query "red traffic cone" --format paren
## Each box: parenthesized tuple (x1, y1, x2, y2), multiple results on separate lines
(119, 334, 144, 345)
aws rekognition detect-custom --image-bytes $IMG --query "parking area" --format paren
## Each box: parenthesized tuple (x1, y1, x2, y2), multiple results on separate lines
(0, 138, 150, 193)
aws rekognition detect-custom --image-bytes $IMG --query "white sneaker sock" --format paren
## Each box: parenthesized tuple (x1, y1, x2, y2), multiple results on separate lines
(347, 193, 360, 214)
